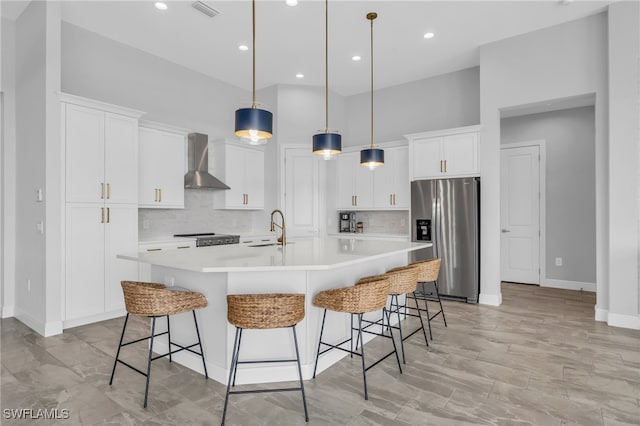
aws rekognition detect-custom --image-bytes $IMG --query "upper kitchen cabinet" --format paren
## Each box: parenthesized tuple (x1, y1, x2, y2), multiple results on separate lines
(138, 121, 188, 209)
(212, 139, 265, 210)
(406, 125, 480, 180)
(62, 96, 142, 204)
(336, 152, 374, 209)
(373, 146, 409, 209)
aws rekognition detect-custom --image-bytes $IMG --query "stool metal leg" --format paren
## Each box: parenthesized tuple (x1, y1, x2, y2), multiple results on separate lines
(357, 313, 368, 400)
(222, 327, 241, 426)
(383, 307, 403, 374)
(291, 326, 309, 422)
(393, 295, 406, 364)
(312, 309, 327, 379)
(419, 283, 434, 340)
(143, 317, 157, 408)
(109, 313, 129, 385)
(192, 310, 208, 379)
(413, 292, 429, 346)
(350, 314, 354, 358)
(231, 328, 243, 387)
(166, 316, 172, 363)
(434, 281, 448, 327)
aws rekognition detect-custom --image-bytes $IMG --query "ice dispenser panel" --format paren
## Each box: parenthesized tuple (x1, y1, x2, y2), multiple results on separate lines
(416, 219, 431, 241)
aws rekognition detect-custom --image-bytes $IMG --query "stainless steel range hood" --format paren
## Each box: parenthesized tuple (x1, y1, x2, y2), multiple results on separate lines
(184, 133, 230, 190)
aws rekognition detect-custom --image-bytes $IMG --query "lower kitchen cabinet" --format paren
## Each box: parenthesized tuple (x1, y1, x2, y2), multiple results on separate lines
(65, 204, 138, 324)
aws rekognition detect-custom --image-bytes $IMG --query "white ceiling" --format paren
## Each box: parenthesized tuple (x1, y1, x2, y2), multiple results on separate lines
(2, 0, 611, 96)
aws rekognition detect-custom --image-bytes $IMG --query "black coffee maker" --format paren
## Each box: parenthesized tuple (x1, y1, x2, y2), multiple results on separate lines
(339, 212, 356, 233)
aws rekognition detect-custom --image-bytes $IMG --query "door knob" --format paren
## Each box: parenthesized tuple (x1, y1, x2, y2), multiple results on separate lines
(501, 229, 511, 233)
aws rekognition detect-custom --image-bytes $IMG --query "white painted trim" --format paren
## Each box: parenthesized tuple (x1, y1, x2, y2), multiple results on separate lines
(12, 308, 62, 336)
(57, 92, 145, 118)
(62, 309, 126, 330)
(138, 119, 189, 136)
(595, 307, 608, 322)
(404, 124, 482, 141)
(479, 292, 502, 306)
(2, 305, 14, 318)
(607, 313, 640, 330)
(500, 140, 546, 286)
(542, 279, 596, 292)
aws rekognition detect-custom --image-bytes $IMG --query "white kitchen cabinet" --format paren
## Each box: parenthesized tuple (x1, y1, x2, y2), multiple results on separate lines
(65, 204, 138, 321)
(212, 139, 265, 210)
(336, 152, 374, 209)
(137, 239, 196, 282)
(138, 122, 187, 209)
(373, 146, 409, 209)
(60, 93, 144, 327)
(407, 125, 480, 180)
(65, 103, 139, 204)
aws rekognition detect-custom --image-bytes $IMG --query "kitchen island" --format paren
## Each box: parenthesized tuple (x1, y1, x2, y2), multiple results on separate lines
(118, 237, 430, 385)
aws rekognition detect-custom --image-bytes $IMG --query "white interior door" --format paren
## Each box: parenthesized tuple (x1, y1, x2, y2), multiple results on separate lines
(500, 145, 540, 284)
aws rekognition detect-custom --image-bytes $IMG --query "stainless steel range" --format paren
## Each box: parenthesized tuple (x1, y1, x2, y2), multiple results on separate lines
(173, 233, 240, 247)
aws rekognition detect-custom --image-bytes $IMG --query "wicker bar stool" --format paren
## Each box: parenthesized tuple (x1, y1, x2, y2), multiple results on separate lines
(406, 258, 447, 340)
(364, 264, 428, 364)
(109, 281, 208, 408)
(312, 277, 402, 400)
(222, 293, 308, 426)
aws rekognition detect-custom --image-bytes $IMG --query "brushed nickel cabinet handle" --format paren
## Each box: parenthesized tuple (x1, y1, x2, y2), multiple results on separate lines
(245, 193, 248, 205)
(390, 194, 393, 205)
(101, 207, 104, 223)
(177, 246, 191, 249)
(154, 188, 158, 202)
(147, 248, 162, 252)
(355, 196, 358, 206)
(107, 207, 110, 223)
(101, 183, 105, 199)
(159, 188, 162, 202)
(440, 160, 443, 173)
(445, 160, 448, 173)
(107, 183, 111, 199)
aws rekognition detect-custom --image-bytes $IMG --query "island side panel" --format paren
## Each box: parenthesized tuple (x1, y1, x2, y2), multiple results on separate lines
(149, 265, 230, 383)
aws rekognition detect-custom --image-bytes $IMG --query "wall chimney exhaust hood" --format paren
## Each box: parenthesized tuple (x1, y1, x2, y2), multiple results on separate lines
(184, 133, 230, 190)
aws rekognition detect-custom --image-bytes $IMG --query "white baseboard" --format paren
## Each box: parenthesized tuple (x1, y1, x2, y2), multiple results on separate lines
(13, 307, 64, 337)
(44, 321, 64, 337)
(543, 279, 596, 292)
(479, 292, 502, 306)
(593, 307, 640, 330)
(63, 309, 126, 330)
(607, 313, 640, 330)
(1, 305, 14, 318)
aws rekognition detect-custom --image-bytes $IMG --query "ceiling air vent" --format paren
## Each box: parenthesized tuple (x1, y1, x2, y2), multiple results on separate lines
(191, 1, 220, 18)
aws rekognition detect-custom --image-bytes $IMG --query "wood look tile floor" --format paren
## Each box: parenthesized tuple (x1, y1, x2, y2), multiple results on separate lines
(2, 283, 639, 425)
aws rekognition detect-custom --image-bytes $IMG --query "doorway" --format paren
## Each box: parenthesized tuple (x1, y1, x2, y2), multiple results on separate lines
(500, 141, 545, 285)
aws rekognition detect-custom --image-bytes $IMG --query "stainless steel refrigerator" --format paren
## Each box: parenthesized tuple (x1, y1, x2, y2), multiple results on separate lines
(410, 177, 480, 303)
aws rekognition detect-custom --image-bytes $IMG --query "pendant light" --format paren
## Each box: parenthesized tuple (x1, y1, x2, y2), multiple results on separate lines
(312, 0, 342, 160)
(360, 12, 384, 170)
(235, 0, 273, 145)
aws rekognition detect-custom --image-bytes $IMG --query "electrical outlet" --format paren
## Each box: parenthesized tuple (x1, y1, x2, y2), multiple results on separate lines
(555, 257, 563, 266)
(142, 219, 150, 230)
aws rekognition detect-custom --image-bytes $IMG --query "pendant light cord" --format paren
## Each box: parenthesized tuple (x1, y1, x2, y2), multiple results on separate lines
(252, 0, 257, 108)
(325, 0, 329, 132)
(369, 13, 375, 149)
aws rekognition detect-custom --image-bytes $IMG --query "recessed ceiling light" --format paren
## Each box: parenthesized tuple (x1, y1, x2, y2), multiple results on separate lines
(296, 73, 304, 79)
(238, 44, 249, 51)
(352, 55, 361, 61)
(154, 2, 168, 11)
(286, 0, 298, 6)
(423, 32, 435, 39)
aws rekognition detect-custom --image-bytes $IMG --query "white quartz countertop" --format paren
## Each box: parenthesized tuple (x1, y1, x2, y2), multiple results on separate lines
(118, 237, 431, 272)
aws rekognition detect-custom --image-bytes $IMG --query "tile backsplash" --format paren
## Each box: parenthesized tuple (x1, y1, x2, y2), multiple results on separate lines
(336, 210, 410, 235)
(138, 189, 261, 240)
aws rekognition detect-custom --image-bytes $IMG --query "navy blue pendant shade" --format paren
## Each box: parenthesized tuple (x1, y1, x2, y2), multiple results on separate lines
(313, 132, 342, 159)
(360, 147, 384, 169)
(235, 107, 273, 142)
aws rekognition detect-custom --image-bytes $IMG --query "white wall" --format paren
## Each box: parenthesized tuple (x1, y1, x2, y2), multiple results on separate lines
(1, 17, 17, 318)
(14, 1, 47, 331)
(608, 1, 640, 328)
(501, 107, 596, 284)
(346, 67, 479, 146)
(479, 13, 609, 309)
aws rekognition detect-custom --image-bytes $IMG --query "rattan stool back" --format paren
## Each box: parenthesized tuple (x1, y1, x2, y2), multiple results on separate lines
(410, 258, 441, 283)
(312, 277, 390, 314)
(121, 281, 207, 316)
(227, 293, 305, 329)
